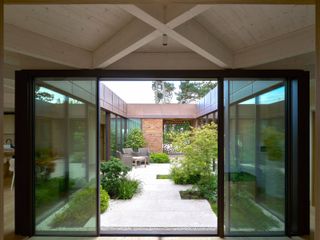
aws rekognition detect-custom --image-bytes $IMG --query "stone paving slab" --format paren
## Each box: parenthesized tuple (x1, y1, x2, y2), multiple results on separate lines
(100, 163, 217, 232)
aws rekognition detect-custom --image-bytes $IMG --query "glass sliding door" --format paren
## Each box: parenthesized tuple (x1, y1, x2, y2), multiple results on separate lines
(34, 78, 98, 235)
(224, 79, 286, 235)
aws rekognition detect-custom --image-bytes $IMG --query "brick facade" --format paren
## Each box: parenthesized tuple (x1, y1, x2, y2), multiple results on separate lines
(142, 119, 163, 153)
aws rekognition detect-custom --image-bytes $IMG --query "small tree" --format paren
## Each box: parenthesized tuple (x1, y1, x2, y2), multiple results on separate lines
(262, 126, 284, 161)
(170, 122, 218, 184)
(152, 81, 175, 104)
(124, 128, 146, 151)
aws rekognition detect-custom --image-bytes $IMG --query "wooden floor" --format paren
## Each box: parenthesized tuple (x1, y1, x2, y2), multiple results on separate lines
(3, 174, 314, 240)
(4, 177, 26, 240)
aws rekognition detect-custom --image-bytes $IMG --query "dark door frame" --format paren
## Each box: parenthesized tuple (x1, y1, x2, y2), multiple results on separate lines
(15, 69, 309, 238)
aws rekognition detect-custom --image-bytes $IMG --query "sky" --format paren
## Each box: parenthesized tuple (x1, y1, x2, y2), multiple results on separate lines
(240, 86, 285, 105)
(102, 81, 182, 103)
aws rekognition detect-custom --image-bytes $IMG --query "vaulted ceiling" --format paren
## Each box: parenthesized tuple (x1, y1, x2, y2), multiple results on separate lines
(3, 3, 315, 70)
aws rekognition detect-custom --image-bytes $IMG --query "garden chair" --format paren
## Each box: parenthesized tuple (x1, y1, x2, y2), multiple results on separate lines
(138, 148, 150, 164)
(116, 151, 133, 168)
(122, 148, 134, 155)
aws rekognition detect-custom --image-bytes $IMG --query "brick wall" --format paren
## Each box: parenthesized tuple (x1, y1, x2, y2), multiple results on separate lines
(142, 119, 163, 153)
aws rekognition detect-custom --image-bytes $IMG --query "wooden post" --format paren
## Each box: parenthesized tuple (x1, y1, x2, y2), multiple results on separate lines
(315, 1, 320, 240)
(0, 0, 4, 239)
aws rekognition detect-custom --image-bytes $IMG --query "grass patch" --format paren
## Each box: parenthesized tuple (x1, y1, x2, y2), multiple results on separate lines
(229, 182, 282, 231)
(230, 194, 281, 230)
(35, 177, 76, 218)
(117, 179, 140, 199)
(50, 186, 95, 228)
(156, 174, 171, 179)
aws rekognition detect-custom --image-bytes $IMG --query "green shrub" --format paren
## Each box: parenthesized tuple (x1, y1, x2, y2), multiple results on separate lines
(170, 122, 218, 185)
(35, 148, 57, 180)
(100, 187, 110, 213)
(70, 152, 85, 163)
(50, 187, 96, 228)
(100, 157, 130, 178)
(150, 153, 170, 163)
(100, 158, 140, 199)
(171, 165, 201, 184)
(117, 179, 140, 199)
(230, 172, 256, 182)
(262, 126, 284, 161)
(124, 128, 146, 151)
(196, 174, 217, 203)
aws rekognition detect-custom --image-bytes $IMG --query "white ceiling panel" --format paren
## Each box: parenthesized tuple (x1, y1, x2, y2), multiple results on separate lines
(4, 5, 133, 51)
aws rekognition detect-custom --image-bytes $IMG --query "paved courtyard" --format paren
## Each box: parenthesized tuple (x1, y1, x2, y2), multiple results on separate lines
(100, 163, 217, 233)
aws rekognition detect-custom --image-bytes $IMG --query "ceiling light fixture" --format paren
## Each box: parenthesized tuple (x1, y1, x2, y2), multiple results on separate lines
(162, 34, 168, 46)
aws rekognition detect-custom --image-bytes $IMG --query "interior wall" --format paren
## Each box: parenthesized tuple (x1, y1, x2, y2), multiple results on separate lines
(3, 114, 14, 145)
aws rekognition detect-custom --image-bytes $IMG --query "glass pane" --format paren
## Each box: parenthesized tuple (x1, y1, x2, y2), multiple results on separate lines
(110, 113, 117, 158)
(34, 78, 97, 234)
(127, 118, 141, 131)
(100, 110, 107, 162)
(224, 79, 286, 235)
(116, 116, 122, 152)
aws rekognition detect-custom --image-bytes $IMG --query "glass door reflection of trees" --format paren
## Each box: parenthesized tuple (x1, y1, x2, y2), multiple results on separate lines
(34, 79, 97, 234)
(224, 79, 286, 235)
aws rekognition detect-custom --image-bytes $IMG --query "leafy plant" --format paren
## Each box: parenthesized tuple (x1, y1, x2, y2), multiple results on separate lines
(150, 153, 170, 163)
(100, 157, 130, 178)
(50, 186, 96, 228)
(171, 165, 200, 184)
(124, 128, 146, 151)
(35, 86, 55, 102)
(196, 174, 217, 203)
(35, 148, 57, 180)
(70, 152, 85, 163)
(262, 126, 284, 161)
(100, 158, 130, 198)
(100, 158, 140, 199)
(230, 172, 256, 182)
(152, 81, 175, 104)
(170, 122, 218, 184)
(117, 179, 140, 199)
(100, 186, 110, 213)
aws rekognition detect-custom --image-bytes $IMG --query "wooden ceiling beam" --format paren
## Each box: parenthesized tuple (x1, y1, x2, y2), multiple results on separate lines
(93, 4, 210, 68)
(93, 19, 158, 68)
(121, 4, 233, 67)
(174, 19, 233, 67)
(4, 23, 92, 68)
(234, 25, 315, 68)
(106, 52, 220, 69)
